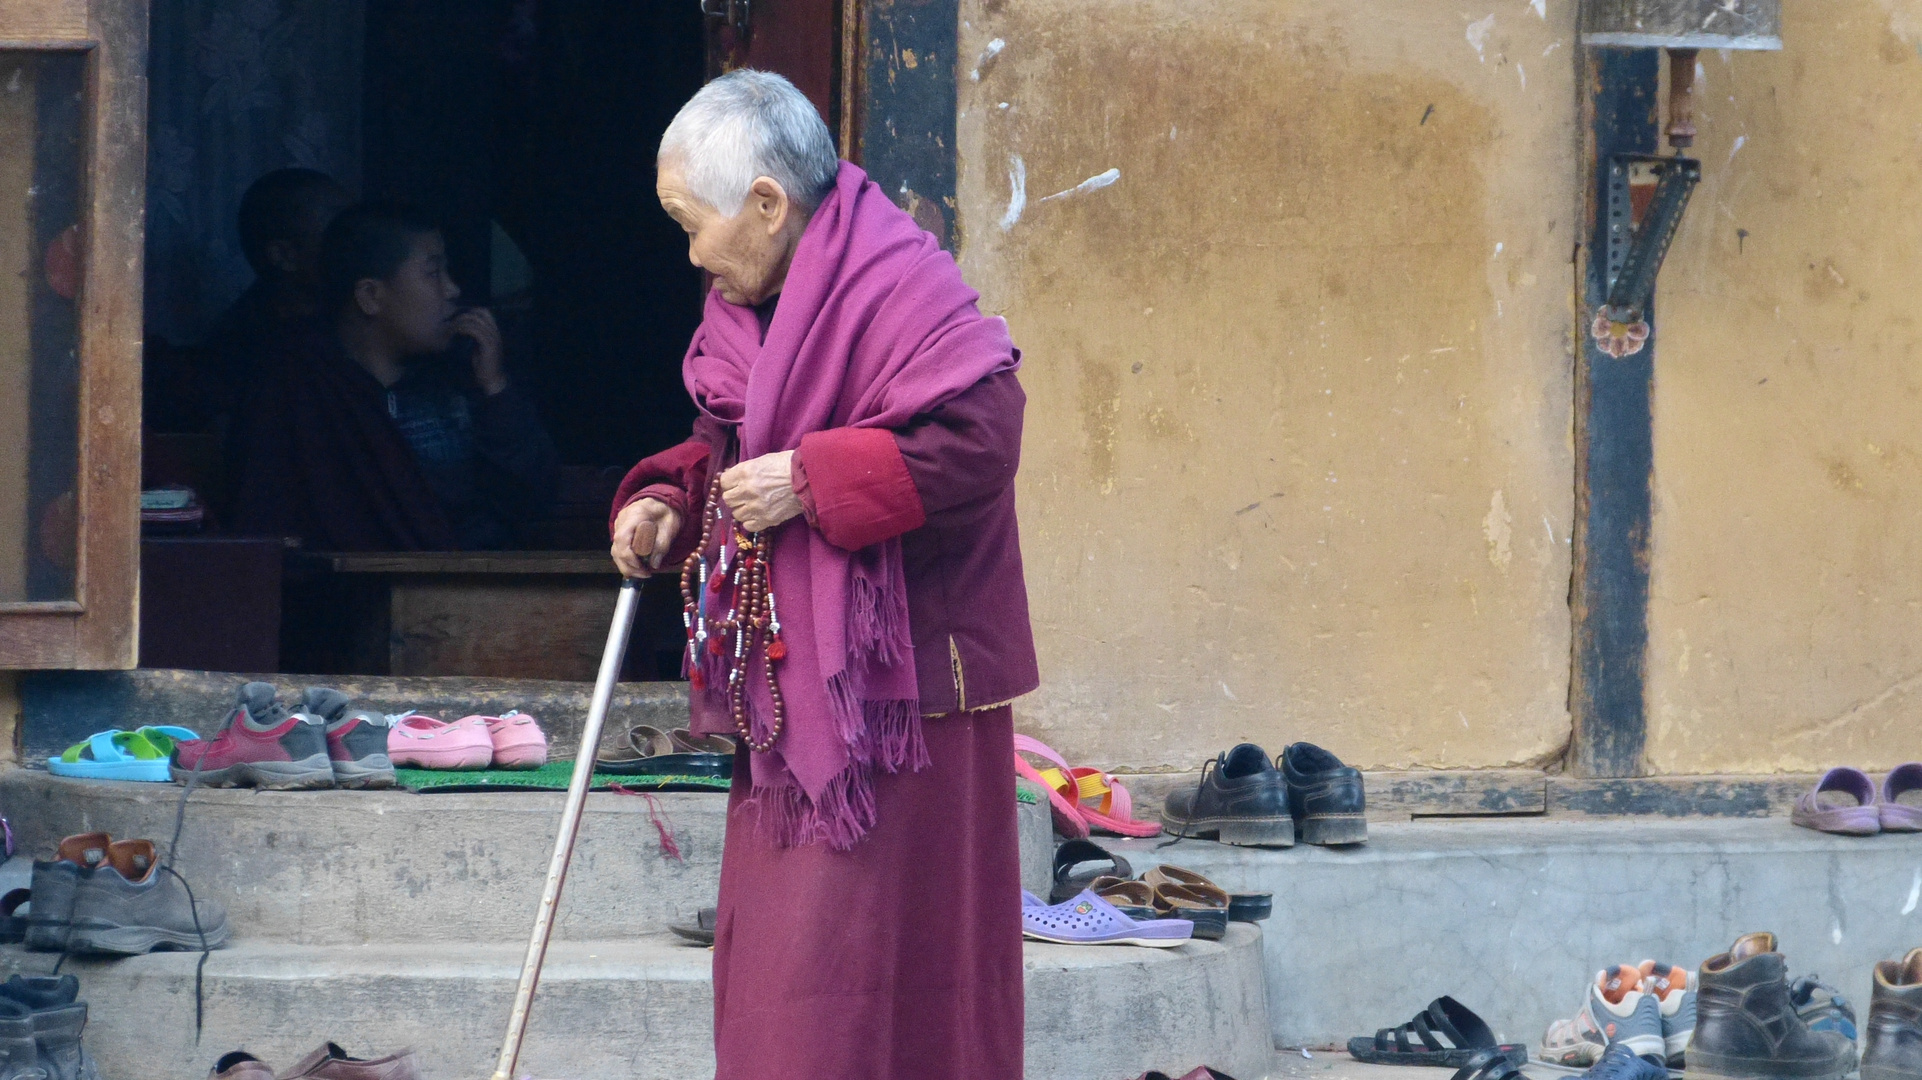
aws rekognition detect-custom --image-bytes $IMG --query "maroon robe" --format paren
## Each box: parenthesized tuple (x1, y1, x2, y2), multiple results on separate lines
(613, 368, 1036, 1079)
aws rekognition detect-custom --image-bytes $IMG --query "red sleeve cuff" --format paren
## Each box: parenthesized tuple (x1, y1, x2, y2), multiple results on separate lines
(609, 439, 710, 535)
(794, 428, 927, 550)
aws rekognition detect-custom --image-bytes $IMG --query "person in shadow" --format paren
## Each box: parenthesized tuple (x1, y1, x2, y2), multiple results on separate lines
(206, 168, 354, 415)
(230, 202, 558, 550)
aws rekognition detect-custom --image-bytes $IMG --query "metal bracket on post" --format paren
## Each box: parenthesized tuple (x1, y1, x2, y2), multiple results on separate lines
(1603, 154, 1701, 320)
(699, 0, 750, 39)
(1591, 153, 1699, 358)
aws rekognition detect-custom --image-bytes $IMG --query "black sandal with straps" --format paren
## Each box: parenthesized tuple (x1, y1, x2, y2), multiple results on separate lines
(1450, 1047, 1530, 1080)
(1048, 839, 1133, 904)
(1347, 996, 1526, 1068)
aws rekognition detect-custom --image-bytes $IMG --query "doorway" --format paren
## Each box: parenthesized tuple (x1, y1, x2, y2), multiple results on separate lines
(133, 0, 842, 679)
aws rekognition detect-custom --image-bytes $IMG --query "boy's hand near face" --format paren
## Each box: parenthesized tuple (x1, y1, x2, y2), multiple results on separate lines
(452, 307, 508, 394)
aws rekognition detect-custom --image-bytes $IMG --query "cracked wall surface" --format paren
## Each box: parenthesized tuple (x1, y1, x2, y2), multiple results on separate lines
(1648, 0, 1922, 772)
(955, 0, 1578, 769)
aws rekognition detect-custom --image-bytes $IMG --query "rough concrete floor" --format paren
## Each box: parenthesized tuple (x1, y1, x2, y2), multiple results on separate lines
(1263, 1053, 1587, 1080)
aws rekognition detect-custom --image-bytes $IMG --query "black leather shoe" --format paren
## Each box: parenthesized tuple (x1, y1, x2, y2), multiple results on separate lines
(1864, 948, 1922, 1080)
(1280, 742, 1367, 845)
(1159, 744, 1294, 847)
(1686, 933, 1856, 1080)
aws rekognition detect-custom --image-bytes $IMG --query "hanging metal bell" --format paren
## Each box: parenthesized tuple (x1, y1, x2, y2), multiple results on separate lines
(1580, 0, 1782, 51)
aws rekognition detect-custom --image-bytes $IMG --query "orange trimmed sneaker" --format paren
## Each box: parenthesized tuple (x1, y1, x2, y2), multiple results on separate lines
(1541, 964, 1666, 1066)
(1640, 959, 1697, 1067)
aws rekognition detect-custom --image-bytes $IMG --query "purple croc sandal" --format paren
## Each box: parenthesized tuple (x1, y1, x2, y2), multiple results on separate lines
(1791, 767, 1882, 836)
(1022, 889, 1195, 947)
(1881, 763, 1922, 833)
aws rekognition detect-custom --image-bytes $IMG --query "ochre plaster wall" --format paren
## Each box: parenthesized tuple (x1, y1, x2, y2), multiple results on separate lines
(956, 0, 1580, 769)
(1648, 0, 1922, 773)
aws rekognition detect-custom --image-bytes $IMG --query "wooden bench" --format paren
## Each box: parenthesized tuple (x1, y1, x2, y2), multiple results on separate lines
(284, 551, 684, 682)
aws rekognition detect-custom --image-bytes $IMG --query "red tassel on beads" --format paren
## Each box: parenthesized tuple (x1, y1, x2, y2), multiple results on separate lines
(767, 636, 788, 661)
(689, 669, 706, 691)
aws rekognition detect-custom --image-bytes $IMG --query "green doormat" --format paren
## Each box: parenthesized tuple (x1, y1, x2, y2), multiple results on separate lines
(395, 760, 731, 794)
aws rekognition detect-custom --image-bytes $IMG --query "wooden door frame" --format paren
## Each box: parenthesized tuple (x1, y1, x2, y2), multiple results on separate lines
(0, 0, 146, 669)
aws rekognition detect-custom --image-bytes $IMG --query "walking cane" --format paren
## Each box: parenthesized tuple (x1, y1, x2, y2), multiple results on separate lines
(489, 578, 641, 1080)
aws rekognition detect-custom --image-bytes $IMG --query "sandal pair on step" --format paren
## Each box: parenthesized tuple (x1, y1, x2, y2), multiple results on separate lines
(1015, 735, 1160, 838)
(1048, 841, 1274, 941)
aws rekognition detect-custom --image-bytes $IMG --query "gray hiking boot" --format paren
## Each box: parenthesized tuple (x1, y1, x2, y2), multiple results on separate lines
(1685, 933, 1856, 1080)
(25, 1003, 96, 1080)
(22, 834, 110, 953)
(0, 1000, 43, 1080)
(301, 687, 398, 789)
(65, 840, 229, 956)
(0, 975, 95, 1080)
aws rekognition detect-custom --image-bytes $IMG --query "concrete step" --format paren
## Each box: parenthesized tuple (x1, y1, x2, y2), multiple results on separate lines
(0, 927, 1272, 1080)
(0, 771, 1053, 944)
(17, 669, 693, 763)
(1104, 816, 1922, 1053)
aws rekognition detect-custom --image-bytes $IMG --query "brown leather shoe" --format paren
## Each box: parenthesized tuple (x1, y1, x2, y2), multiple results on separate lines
(277, 1043, 420, 1080)
(211, 1051, 276, 1079)
(1865, 948, 1922, 1080)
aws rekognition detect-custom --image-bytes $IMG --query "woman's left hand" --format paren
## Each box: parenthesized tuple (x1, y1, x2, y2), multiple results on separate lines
(720, 451, 802, 533)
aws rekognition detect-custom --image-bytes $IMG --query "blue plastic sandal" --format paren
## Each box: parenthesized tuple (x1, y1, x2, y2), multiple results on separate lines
(48, 726, 202, 782)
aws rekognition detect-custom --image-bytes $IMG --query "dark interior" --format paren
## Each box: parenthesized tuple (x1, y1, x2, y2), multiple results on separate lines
(363, 0, 705, 469)
(138, 1, 709, 678)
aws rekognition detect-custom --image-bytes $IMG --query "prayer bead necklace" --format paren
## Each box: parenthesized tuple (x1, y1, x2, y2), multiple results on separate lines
(680, 475, 787, 753)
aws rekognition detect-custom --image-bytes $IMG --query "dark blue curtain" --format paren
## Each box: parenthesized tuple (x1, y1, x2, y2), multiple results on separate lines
(143, 0, 364, 347)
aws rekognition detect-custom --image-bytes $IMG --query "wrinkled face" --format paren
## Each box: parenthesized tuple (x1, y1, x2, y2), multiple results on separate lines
(657, 158, 799, 306)
(359, 231, 462, 355)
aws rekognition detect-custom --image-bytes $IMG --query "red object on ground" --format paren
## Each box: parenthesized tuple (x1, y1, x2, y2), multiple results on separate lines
(710, 705, 1022, 1080)
(175, 723, 297, 772)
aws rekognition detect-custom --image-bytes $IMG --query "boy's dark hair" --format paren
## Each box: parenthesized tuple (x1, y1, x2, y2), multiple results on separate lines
(236, 168, 344, 274)
(318, 201, 442, 315)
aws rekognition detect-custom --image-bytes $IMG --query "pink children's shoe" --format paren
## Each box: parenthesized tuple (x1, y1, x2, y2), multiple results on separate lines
(479, 711, 548, 769)
(386, 713, 494, 770)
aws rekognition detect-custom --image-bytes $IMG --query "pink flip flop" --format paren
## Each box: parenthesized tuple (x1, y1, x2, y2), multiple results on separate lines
(478, 711, 548, 769)
(387, 713, 494, 770)
(1016, 735, 1091, 839)
(1014, 735, 1161, 838)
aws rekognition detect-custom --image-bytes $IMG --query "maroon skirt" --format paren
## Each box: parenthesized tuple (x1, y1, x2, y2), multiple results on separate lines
(710, 705, 1024, 1080)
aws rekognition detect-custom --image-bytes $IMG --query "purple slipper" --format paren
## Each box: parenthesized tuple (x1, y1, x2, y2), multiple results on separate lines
(1791, 767, 1881, 836)
(1882, 763, 1922, 833)
(1022, 889, 1195, 948)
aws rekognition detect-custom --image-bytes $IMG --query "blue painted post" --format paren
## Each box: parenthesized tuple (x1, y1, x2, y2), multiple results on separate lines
(1571, 48, 1660, 778)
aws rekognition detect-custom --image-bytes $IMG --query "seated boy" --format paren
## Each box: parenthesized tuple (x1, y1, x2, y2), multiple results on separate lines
(230, 203, 558, 550)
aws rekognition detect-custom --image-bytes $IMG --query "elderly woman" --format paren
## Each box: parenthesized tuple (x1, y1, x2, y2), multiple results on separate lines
(609, 71, 1035, 1078)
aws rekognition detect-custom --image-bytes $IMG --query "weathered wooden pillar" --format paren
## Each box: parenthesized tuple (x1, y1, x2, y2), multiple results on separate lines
(1570, 47, 1661, 779)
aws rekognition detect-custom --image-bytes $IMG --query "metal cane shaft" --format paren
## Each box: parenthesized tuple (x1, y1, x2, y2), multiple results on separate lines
(491, 579, 641, 1080)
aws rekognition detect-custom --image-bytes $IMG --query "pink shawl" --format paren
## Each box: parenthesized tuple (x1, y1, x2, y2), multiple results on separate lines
(683, 162, 1018, 849)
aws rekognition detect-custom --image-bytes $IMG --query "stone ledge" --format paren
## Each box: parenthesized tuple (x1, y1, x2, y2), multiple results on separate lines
(1, 927, 1271, 1080)
(0, 769, 1053, 944)
(1103, 816, 1922, 1050)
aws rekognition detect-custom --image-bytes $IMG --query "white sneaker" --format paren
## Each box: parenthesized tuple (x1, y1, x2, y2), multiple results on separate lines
(1541, 964, 1668, 1066)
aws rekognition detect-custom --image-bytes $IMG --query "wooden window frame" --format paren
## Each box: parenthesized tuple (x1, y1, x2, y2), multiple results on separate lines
(0, 0, 146, 668)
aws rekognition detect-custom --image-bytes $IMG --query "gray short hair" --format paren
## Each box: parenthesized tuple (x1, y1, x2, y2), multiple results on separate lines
(659, 70, 839, 217)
